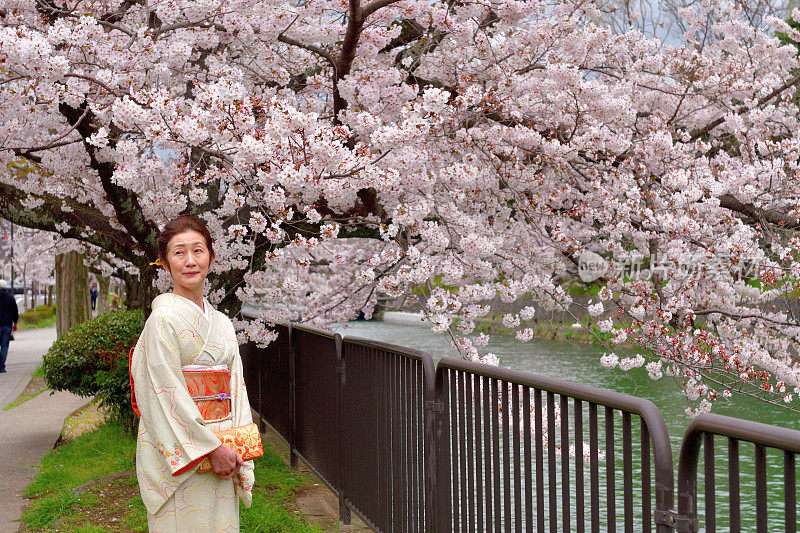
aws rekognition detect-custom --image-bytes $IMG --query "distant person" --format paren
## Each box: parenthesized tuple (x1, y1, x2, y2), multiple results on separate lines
(0, 279, 19, 374)
(109, 292, 120, 311)
(89, 281, 99, 311)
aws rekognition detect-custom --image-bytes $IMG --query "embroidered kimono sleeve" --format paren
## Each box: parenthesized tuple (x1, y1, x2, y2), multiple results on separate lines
(230, 342, 256, 507)
(132, 312, 221, 477)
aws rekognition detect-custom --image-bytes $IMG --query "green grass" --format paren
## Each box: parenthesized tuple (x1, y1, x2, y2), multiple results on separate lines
(22, 422, 137, 529)
(22, 420, 320, 532)
(3, 387, 46, 410)
(19, 314, 56, 329)
(242, 446, 322, 532)
(3, 365, 47, 411)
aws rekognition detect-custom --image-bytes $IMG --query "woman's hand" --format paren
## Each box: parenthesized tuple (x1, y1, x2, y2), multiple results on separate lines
(208, 444, 245, 480)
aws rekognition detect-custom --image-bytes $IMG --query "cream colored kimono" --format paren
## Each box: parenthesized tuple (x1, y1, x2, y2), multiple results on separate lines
(131, 293, 254, 532)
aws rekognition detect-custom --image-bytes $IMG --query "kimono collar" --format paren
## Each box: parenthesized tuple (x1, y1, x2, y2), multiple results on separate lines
(171, 293, 211, 322)
(152, 293, 228, 363)
(152, 293, 214, 326)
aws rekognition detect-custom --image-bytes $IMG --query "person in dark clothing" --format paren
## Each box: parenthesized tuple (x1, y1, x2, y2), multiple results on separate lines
(89, 281, 99, 311)
(0, 279, 19, 373)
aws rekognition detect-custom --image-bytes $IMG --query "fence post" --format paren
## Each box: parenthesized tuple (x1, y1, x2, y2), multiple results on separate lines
(673, 423, 705, 533)
(252, 342, 265, 434)
(640, 402, 678, 533)
(288, 324, 298, 469)
(422, 355, 439, 532)
(433, 366, 451, 532)
(335, 334, 351, 525)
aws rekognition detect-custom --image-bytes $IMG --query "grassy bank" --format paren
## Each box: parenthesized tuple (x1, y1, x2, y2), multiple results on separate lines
(21, 420, 321, 532)
(467, 314, 630, 346)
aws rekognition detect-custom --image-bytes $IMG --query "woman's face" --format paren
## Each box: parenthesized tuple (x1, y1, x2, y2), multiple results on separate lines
(163, 230, 213, 294)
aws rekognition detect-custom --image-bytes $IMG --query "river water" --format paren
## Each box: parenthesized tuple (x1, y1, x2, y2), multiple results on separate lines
(334, 319, 799, 530)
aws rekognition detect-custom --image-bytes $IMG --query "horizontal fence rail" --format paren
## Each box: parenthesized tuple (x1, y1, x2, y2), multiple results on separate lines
(677, 413, 800, 533)
(238, 322, 800, 532)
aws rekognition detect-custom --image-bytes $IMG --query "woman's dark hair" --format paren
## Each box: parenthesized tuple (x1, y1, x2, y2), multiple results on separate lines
(157, 215, 214, 267)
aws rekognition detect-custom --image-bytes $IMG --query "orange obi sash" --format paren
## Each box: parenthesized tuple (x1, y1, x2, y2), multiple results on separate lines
(128, 348, 231, 422)
(182, 365, 231, 421)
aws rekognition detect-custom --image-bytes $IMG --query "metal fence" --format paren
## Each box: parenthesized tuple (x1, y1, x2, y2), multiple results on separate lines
(239, 325, 800, 532)
(434, 358, 673, 533)
(677, 413, 800, 533)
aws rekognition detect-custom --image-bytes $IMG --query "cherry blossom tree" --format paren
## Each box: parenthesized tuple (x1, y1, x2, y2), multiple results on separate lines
(0, 224, 56, 309)
(2, 0, 800, 411)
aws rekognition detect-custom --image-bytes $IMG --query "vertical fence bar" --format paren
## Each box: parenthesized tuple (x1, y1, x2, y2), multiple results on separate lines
(622, 412, 632, 533)
(483, 375, 494, 530)
(728, 438, 740, 533)
(411, 361, 418, 533)
(407, 359, 415, 532)
(605, 407, 615, 533)
(451, 370, 460, 532)
(288, 325, 298, 469)
(703, 433, 715, 533)
(524, 388, 533, 533)
(434, 368, 452, 532)
(535, 389, 545, 533)
(398, 357, 406, 532)
(420, 360, 428, 532)
(492, 378, 501, 533)
(755, 443, 767, 533)
(547, 392, 557, 533)
(513, 384, 522, 533)
(425, 356, 437, 533)
(589, 403, 599, 533)
(475, 376, 485, 533)
(503, 382, 512, 531)
(561, 395, 571, 532)
(458, 371, 468, 531)
(786, 451, 796, 533)
(641, 420, 651, 533)
(257, 345, 265, 433)
(465, 373, 476, 533)
(382, 352, 391, 529)
(335, 335, 351, 525)
(575, 399, 585, 533)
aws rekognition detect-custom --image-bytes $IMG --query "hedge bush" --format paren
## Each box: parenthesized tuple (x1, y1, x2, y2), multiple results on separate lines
(42, 310, 143, 433)
(19, 304, 56, 325)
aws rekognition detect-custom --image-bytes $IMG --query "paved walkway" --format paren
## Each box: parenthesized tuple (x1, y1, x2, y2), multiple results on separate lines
(0, 327, 88, 533)
(0, 326, 56, 409)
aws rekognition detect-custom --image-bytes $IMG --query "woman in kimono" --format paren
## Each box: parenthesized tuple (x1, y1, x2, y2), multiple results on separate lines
(131, 215, 255, 532)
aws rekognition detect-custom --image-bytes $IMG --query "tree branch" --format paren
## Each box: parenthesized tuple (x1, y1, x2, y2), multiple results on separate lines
(362, 0, 403, 19)
(57, 103, 161, 255)
(688, 72, 800, 142)
(277, 35, 336, 68)
(718, 193, 800, 230)
(0, 180, 140, 262)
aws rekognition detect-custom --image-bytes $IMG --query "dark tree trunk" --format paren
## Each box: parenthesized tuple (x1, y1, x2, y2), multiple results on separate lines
(122, 265, 159, 325)
(55, 251, 91, 337)
(97, 276, 110, 314)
